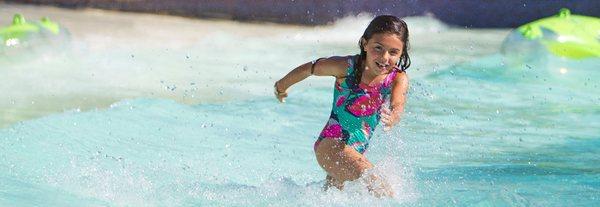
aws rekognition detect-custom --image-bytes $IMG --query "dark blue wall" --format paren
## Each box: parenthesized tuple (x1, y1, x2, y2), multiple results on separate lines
(5, 0, 600, 27)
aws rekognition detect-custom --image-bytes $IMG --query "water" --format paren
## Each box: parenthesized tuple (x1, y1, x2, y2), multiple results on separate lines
(1, 3, 599, 206)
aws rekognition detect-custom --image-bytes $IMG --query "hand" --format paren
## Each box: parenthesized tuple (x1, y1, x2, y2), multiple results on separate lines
(380, 107, 400, 131)
(274, 81, 287, 103)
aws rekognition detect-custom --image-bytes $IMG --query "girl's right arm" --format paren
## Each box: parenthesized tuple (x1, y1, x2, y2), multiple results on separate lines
(274, 56, 349, 103)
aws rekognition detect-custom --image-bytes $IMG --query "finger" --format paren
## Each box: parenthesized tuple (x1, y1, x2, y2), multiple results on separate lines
(380, 118, 390, 126)
(384, 117, 395, 125)
(382, 113, 391, 120)
(381, 107, 391, 114)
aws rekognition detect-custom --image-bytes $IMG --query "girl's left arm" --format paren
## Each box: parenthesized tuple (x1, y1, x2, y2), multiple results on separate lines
(390, 72, 409, 116)
(381, 72, 409, 129)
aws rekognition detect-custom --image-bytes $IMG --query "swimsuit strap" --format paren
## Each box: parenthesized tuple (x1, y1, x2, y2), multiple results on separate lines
(346, 55, 356, 77)
(342, 55, 359, 88)
(381, 68, 398, 89)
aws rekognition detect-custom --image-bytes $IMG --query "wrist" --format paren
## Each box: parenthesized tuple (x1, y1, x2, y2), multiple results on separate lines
(390, 105, 404, 113)
(274, 81, 286, 95)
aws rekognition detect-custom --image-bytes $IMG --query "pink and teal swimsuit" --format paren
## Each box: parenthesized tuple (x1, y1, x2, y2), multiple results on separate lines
(314, 55, 399, 154)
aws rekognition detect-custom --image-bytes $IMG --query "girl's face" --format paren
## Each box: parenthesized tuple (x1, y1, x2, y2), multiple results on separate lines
(361, 33, 404, 76)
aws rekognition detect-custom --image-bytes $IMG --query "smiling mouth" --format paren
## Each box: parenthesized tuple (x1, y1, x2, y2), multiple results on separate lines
(375, 61, 389, 70)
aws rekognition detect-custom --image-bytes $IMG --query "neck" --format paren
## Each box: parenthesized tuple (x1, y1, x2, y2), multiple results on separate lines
(361, 66, 379, 83)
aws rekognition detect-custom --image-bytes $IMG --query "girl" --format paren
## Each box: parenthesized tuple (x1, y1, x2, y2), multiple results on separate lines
(274, 15, 410, 197)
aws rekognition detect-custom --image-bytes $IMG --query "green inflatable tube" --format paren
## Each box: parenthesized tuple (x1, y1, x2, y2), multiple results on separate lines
(516, 8, 600, 59)
(0, 14, 61, 46)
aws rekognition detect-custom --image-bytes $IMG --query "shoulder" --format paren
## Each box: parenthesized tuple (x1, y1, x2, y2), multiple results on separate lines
(392, 71, 409, 88)
(313, 55, 356, 78)
(321, 55, 355, 69)
(326, 55, 355, 64)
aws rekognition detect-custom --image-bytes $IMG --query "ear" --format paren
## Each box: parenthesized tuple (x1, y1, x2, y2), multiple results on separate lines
(360, 38, 367, 49)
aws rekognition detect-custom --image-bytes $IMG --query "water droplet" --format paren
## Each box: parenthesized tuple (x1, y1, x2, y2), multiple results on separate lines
(166, 85, 177, 91)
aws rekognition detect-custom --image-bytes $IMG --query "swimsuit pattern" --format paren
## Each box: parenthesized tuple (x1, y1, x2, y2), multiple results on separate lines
(314, 55, 398, 154)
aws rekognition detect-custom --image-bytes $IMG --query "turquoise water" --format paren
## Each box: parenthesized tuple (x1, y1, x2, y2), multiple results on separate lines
(1, 4, 599, 206)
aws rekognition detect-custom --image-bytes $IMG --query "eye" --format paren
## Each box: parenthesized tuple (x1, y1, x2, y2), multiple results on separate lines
(374, 46, 383, 51)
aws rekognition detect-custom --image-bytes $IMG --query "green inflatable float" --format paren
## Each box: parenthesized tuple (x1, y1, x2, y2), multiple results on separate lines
(0, 13, 61, 47)
(502, 8, 600, 60)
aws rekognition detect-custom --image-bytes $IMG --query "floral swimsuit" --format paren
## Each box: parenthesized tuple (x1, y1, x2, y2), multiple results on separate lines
(314, 55, 399, 154)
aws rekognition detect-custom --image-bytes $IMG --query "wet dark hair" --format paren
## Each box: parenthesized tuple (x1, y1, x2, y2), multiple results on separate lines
(355, 15, 411, 85)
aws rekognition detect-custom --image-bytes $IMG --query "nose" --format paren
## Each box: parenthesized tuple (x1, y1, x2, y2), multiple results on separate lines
(381, 51, 391, 64)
